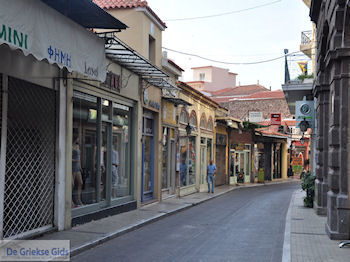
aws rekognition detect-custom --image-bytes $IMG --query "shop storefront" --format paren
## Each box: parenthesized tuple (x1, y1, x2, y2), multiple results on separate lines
(254, 132, 289, 181)
(228, 129, 254, 185)
(215, 126, 227, 186)
(198, 114, 214, 190)
(70, 81, 138, 224)
(178, 108, 198, 195)
(142, 85, 161, 202)
(0, 0, 116, 238)
(161, 100, 177, 199)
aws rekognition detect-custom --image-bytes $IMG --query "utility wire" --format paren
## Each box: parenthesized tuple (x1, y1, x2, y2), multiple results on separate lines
(165, 0, 282, 22)
(162, 47, 315, 65)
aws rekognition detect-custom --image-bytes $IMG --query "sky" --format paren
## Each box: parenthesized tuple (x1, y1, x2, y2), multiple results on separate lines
(146, 0, 313, 90)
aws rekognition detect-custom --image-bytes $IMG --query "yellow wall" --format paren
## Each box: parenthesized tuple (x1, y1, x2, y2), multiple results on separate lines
(162, 100, 177, 126)
(108, 9, 163, 67)
(178, 89, 216, 193)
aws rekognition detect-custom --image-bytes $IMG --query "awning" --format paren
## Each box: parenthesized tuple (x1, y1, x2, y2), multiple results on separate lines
(40, 0, 127, 30)
(1, 0, 107, 82)
(98, 31, 177, 90)
(162, 97, 192, 106)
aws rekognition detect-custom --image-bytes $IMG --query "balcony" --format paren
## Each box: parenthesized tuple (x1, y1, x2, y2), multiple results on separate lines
(300, 30, 312, 58)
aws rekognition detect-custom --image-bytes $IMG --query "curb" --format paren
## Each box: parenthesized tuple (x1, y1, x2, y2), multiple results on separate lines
(282, 189, 297, 262)
(71, 179, 299, 257)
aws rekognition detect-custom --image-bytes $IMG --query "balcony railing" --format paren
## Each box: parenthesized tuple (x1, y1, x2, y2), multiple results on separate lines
(301, 30, 312, 45)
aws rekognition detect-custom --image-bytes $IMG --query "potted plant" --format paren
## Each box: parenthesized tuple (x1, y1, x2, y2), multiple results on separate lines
(301, 171, 315, 207)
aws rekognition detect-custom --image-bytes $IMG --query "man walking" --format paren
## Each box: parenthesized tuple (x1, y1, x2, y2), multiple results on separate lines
(207, 160, 216, 193)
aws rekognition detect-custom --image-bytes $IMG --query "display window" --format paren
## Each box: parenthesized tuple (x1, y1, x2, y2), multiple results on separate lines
(179, 136, 196, 187)
(72, 91, 132, 210)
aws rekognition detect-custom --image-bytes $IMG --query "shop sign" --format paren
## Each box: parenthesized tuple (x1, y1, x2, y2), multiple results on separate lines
(104, 71, 121, 92)
(216, 134, 227, 146)
(271, 113, 281, 125)
(292, 156, 303, 173)
(0, 0, 106, 82)
(295, 97, 315, 128)
(249, 112, 262, 123)
(232, 142, 245, 151)
(149, 100, 161, 110)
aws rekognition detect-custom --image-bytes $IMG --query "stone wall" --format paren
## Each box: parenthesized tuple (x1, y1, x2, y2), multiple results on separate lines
(311, 0, 350, 240)
(227, 98, 292, 120)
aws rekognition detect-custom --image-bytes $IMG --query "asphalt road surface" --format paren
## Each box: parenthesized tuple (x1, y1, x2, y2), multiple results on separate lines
(73, 182, 299, 262)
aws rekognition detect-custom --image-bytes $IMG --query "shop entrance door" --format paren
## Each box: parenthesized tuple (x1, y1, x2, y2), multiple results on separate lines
(142, 116, 154, 202)
(3, 77, 56, 239)
(169, 140, 176, 194)
(200, 145, 206, 184)
(215, 145, 226, 186)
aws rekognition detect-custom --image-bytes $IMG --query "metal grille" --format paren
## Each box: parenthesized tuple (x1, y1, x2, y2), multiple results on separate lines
(4, 77, 56, 239)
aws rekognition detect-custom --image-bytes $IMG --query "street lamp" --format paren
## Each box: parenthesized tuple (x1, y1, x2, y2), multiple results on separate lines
(186, 122, 192, 136)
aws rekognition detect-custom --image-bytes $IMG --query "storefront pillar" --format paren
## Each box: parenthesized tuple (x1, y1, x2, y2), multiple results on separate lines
(0, 74, 8, 239)
(56, 73, 67, 231)
(64, 76, 73, 229)
(281, 142, 288, 179)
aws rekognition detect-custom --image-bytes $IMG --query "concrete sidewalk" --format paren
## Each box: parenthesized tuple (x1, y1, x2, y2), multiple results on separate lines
(286, 189, 350, 262)
(36, 180, 294, 257)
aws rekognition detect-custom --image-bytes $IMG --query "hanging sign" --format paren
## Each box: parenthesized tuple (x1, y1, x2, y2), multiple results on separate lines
(295, 97, 315, 128)
(0, 0, 106, 82)
(271, 113, 281, 125)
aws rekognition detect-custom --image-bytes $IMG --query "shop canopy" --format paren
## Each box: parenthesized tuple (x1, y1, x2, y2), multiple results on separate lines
(162, 97, 192, 106)
(98, 31, 179, 91)
(0, 0, 127, 82)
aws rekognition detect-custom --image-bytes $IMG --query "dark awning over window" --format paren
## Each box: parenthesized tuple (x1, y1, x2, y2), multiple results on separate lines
(40, 0, 127, 30)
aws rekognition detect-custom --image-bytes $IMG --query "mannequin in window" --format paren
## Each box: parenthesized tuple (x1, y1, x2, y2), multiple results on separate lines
(72, 140, 83, 207)
(112, 139, 120, 188)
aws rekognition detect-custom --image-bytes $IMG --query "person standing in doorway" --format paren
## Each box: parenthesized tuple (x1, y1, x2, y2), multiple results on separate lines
(207, 160, 216, 193)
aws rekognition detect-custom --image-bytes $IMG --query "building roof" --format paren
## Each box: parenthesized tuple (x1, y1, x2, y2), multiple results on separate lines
(257, 118, 296, 126)
(93, 0, 167, 28)
(230, 90, 286, 101)
(168, 59, 184, 72)
(212, 84, 269, 97)
(177, 81, 221, 108)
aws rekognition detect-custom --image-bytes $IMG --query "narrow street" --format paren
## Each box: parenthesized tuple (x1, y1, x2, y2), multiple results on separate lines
(73, 182, 299, 262)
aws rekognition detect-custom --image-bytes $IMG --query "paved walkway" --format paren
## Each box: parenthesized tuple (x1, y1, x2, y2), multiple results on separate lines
(286, 189, 350, 262)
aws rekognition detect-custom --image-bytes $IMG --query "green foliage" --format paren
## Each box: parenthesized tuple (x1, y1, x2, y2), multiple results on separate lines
(297, 73, 314, 82)
(301, 171, 315, 208)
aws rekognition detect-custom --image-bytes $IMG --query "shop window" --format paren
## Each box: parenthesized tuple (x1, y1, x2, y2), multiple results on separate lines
(72, 92, 132, 209)
(207, 117, 213, 131)
(72, 92, 99, 207)
(149, 35, 155, 64)
(112, 102, 131, 199)
(189, 110, 197, 127)
(162, 127, 169, 189)
(200, 114, 207, 129)
(179, 136, 196, 187)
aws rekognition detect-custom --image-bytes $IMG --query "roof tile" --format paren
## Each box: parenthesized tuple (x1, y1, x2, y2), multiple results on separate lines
(93, 0, 167, 28)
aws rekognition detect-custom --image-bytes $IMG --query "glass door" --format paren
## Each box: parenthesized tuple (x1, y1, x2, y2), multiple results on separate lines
(142, 116, 154, 201)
